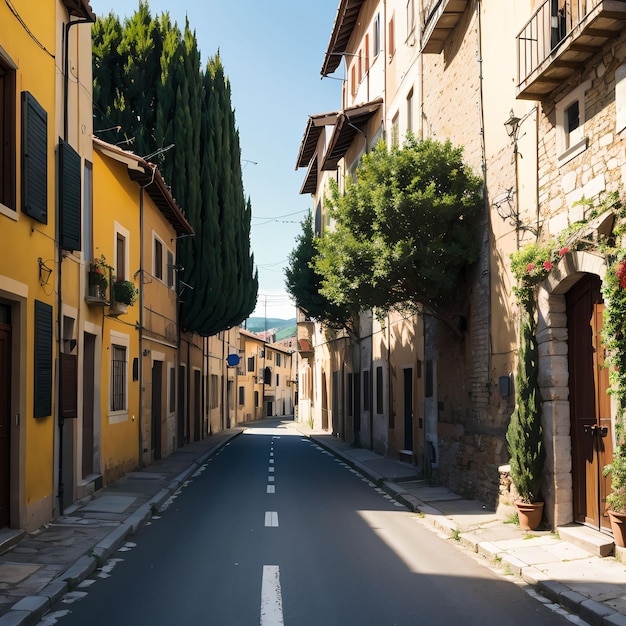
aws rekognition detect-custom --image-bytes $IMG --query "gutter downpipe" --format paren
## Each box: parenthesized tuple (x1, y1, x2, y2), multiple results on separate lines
(137, 187, 144, 467)
(58, 12, 95, 516)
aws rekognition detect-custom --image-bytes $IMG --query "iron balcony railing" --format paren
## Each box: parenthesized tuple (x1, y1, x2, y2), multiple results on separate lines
(517, 0, 626, 98)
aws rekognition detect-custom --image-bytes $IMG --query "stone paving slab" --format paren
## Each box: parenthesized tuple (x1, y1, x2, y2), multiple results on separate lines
(79, 495, 137, 514)
(0, 565, 41, 585)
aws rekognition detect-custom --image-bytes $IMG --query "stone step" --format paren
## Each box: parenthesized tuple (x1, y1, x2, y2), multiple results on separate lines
(0, 528, 25, 556)
(557, 523, 614, 557)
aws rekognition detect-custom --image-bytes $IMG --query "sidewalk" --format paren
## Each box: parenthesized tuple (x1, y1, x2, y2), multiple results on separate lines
(0, 428, 244, 626)
(294, 423, 626, 626)
(2, 420, 626, 626)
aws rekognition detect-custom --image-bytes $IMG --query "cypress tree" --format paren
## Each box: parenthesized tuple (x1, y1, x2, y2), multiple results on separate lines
(92, 5, 257, 335)
(506, 313, 545, 504)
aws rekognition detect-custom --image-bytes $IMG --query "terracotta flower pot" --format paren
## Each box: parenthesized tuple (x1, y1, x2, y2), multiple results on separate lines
(515, 500, 544, 530)
(608, 510, 626, 548)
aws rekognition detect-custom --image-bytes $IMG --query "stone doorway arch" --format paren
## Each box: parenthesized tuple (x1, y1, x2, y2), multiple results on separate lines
(536, 251, 608, 528)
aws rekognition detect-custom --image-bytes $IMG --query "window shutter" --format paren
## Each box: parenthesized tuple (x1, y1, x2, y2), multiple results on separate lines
(21, 92, 48, 224)
(60, 352, 77, 418)
(59, 139, 81, 251)
(34, 300, 53, 418)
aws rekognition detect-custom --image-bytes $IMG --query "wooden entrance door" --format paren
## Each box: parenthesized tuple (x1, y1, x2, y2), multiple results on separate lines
(567, 274, 612, 530)
(0, 324, 10, 527)
(151, 361, 163, 460)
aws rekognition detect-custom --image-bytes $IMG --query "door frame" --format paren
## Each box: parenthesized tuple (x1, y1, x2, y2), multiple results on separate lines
(536, 251, 612, 528)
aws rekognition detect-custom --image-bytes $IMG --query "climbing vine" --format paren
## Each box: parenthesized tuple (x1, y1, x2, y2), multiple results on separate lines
(509, 192, 626, 510)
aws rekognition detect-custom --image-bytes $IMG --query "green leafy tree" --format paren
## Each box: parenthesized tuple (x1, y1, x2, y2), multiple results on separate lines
(314, 137, 483, 338)
(285, 213, 353, 330)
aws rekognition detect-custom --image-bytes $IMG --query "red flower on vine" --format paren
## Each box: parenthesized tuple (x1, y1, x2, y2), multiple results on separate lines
(526, 263, 535, 272)
(543, 261, 552, 271)
(559, 246, 569, 256)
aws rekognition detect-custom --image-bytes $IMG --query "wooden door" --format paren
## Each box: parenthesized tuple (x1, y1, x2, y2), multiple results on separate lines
(151, 361, 163, 460)
(404, 368, 413, 451)
(0, 324, 10, 527)
(567, 274, 612, 530)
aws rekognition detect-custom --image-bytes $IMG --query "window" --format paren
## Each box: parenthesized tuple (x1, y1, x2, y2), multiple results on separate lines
(376, 366, 383, 414)
(565, 101, 580, 144)
(365, 34, 370, 72)
(255, 390, 259, 407)
(351, 65, 357, 97)
(238, 386, 245, 405)
(0, 57, 16, 213)
(154, 238, 163, 280)
(111, 344, 127, 411)
(391, 112, 400, 147)
(276, 353, 281, 367)
(374, 13, 381, 57)
(556, 80, 591, 165)
(363, 369, 370, 411)
(388, 14, 395, 58)
(406, 0, 415, 38)
(116, 232, 126, 280)
(407, 88, 414, 134)
(247, 355, 255, 372)
(167, 250, 175, 288)
(21, 92, 48, 224)
(358, 50, 362, 83)
(276, 373, 279, 386)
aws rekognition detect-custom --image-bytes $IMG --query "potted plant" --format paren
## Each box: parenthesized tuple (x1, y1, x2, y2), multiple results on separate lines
(602, 254, 626, 546)
(110, 278, 138, 315)
(603, 426, 626, 546)
(505, 311, 546, 530)
(88, 255, 111, 299)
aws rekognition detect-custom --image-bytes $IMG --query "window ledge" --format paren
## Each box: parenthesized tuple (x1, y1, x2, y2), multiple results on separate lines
(0, 203, 18, 221)
(558, 136, 588, 168)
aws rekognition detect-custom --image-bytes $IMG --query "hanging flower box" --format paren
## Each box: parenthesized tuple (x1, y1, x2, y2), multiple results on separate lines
(86, 255, 112, 305)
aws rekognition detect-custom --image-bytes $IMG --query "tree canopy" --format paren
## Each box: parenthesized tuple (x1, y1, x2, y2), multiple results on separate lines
(92, 2, 258, 335)
(313, 137, 483, 336)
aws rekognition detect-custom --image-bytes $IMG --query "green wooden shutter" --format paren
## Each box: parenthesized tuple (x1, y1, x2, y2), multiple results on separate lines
(21, 92, 48, 224)
(34, 300, 53, 418)
(60, 353, 77, 419)
(59, 139, 82, 251)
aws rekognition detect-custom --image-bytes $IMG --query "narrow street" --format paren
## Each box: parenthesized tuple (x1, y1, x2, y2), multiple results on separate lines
(40, 419, 575, 625)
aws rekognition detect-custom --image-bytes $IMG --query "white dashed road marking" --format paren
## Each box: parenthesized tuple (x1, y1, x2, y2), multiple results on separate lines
(265, 511, 279, 527)
(260, 565, 284, 625)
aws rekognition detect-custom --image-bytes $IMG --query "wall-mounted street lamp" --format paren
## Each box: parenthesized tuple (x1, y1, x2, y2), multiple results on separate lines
(38, 258, 53, 286)
(504, 110, 522, 160)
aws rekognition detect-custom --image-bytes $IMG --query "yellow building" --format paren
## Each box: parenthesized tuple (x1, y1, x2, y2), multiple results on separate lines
(91, 138, 194, 481)
(0, 0, 95, 532)
(239, 329, 266, 423)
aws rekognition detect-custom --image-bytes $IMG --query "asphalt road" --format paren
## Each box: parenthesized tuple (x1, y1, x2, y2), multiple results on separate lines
(40, 419, 574, 625)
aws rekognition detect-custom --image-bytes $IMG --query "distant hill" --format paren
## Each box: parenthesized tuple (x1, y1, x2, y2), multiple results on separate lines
(245, 317, 296, 333)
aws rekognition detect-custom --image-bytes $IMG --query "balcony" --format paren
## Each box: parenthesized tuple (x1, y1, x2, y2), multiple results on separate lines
(421, 0, 470, 53)
(517, 0, 626, 100)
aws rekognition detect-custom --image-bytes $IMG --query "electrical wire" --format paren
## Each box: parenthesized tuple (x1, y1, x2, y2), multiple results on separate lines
(5, 0, 55, 59)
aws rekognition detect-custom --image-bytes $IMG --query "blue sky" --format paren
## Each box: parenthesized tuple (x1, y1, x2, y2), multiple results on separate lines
(90, 0, 342, 320)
